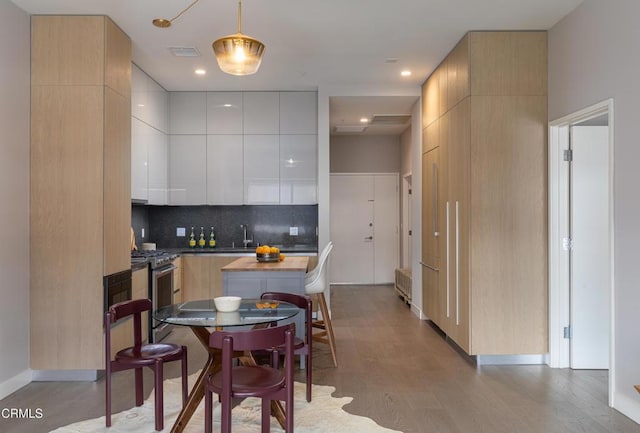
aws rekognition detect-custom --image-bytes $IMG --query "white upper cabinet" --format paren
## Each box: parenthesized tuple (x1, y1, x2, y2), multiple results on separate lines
(279, 135, 317, 204)
(168, 135, 207, 205)
(279, 92, 317, 134)
(243, 92, 279, 134)
(170, 92, 207, 134)
(243, 135, 280, 204)
(207, 92, 243, 134)
(131, 117, 148, 201)
(147, 128, 167, 205)
(206, 135, 243, 205)
(131, 65, 148, 123)
(147, 77, 168, 133)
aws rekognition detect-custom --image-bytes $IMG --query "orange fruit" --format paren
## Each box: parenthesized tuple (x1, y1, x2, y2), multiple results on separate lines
(279, 253, 285, 261)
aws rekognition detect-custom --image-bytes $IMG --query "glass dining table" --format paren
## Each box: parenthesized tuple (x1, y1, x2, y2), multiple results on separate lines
(154, 299, 301, 433)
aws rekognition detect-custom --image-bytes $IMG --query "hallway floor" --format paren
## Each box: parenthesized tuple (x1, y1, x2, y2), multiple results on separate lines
(1, 284, 638, 433)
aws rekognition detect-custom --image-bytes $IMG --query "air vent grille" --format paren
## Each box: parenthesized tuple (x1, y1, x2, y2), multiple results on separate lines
(370, 114, 411, 125)
(168, 46, 201, 57)
(333, 125, 368, 133)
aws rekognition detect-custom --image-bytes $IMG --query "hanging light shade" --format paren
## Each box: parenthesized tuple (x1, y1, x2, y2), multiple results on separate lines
(213, 0, 265, 76)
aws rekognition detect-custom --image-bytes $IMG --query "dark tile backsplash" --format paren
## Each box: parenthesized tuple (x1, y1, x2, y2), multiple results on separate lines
(131, 204, 318, 250)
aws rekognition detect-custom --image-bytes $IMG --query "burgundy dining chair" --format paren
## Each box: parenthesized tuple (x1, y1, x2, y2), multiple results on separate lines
(261, 291, 313, 402)
(204, 323, 296, 433)
(104, 298, 188, 431)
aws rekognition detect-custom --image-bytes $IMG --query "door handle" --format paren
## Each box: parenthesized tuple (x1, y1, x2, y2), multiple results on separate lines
(433, 163, 439, 237)
(364, 236, 373, 240)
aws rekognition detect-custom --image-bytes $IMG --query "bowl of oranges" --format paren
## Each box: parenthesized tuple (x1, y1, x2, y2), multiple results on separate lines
(255, 245, 281, 262)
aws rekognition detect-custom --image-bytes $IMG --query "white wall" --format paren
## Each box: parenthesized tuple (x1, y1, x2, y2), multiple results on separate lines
(549, 0, 640, 421)
(0, 0, 31, 398)
(399, 127, 412, 176)
(330, 135, 400, 173)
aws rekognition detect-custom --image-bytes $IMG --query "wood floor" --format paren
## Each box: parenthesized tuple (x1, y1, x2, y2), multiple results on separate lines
(2, 284, 639, 433)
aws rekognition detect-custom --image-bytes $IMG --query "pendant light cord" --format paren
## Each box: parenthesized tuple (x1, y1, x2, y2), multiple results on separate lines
(237, 0, 243, 33)
(168, 0, 201, 24)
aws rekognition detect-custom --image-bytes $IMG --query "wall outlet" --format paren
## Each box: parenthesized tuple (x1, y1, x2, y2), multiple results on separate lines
(177, 227, 186, 237)
(289, 226, 298, 236)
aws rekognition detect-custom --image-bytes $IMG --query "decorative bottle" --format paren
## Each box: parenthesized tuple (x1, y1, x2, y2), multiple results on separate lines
(198, 227, 206, 248)
(209, 226, 217, 248)
(189, 227, 196, 248)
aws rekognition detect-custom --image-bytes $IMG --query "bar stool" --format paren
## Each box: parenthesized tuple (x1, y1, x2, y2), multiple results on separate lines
(305, 242, 338, 367)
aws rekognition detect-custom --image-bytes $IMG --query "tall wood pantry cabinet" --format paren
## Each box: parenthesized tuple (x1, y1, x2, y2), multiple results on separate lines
(30, 16, 131, 371)
(421, 32, 548, 356)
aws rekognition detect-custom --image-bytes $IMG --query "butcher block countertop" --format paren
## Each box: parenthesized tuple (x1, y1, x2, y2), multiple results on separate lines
(221, 256, 309, 272)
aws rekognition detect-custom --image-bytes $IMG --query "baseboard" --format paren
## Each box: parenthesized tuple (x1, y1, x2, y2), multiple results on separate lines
(0, 369, 32, 399)
(31, 370, 99, 381)
(410, 303, 426, 319)
(612, 391, 640, 424)
(476, 354, 549, 365)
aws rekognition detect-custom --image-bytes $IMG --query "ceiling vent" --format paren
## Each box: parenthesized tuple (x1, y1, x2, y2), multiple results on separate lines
(369, 114, 411, 125)
(333, 125, 368, 133)
(168, 46, 201, 57)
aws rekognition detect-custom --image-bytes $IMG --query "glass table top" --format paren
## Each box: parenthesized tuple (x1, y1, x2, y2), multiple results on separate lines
(153, 299, 300, 328)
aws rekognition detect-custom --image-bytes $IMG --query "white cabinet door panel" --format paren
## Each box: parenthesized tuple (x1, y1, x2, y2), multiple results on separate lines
(243, 92, 279, 134)
(131, 65, 148, 123)
(169, 92, 206, 134)
(131, 117, 148, 201)
(207, 135, 243, 205)
(168, 135, 207, 205)
(148, 128, 167, 205)
(148, 77, 168, 133)
(244, 135, 279, 204)
(207, 92, 243, 134)
(279, 134, 317, 204)
(279, 92, 317, 134)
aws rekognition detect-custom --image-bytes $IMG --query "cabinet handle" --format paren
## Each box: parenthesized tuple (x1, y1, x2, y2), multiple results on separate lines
(433, 163, 439, 237)
(420, 261, 439, 272)
(455, 201, 459, 326)
(446, 201, 450, 319)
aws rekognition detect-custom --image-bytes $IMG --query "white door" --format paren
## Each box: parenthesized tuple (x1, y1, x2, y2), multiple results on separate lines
(330, 175, 374, 283)
(374, 174, 399, 283)
(570, 125, 610, 369)
(330, 174, 398, 284)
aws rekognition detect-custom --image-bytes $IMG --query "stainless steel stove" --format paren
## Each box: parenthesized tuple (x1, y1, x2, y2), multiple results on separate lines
(130, 249, 178, 342)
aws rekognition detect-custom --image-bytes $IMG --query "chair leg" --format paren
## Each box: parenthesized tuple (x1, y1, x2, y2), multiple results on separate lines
(181, 346, 188, 407)
(261, 398, 271, 433)
(221, 387, 232, 433)
(154, 360, 164, 431)
(314, 292, 338, 367)
(105, 364, 112, 427)
(204, 383, 213, 433)
(134, 367, 144, 406)
(306, 351, 312, 402)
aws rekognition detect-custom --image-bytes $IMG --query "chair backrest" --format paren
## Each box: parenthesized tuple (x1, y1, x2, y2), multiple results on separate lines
(261, 292, 312, 344)
(305, 243, 333, 294)
(306, 242, 333, 284)
(209, 323, 295, 352)
(105, 299, 151, 359)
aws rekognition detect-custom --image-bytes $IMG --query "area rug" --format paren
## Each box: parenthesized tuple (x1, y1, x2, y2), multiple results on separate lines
(50, 371, 403, 433)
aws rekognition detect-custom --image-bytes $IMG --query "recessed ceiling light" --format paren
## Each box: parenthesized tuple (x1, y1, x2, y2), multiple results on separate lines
(401, 70, 412, 77)
(360, 118, 369, 123)
(137, 104, 145, 107)
(223, 104, 232, 107)
(195, 68, 206, 75)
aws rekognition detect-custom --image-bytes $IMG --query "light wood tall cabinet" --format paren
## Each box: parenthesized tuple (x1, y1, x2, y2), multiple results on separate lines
(421, 31, 547, 356)
(30, 16, 131, 370)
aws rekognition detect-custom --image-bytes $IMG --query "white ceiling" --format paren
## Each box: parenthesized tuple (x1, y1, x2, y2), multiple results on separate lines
(11, 0, 583, 135)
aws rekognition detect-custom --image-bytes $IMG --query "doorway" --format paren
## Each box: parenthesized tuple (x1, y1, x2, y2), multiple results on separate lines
(548, 99, 614, 403)
(329, 173, 399, 284)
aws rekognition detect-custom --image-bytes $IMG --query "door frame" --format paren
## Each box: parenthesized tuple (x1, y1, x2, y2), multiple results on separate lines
(402, 172, 412, 268)
(548, 99, 615, 405)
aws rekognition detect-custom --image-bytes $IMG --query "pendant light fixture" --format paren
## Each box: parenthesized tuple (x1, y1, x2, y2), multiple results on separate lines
(212, 0, 265, 76)
(152, 0, 265, 76)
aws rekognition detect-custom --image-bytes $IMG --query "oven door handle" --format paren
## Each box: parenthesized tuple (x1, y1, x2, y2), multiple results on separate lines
(153, 264, 177, 276)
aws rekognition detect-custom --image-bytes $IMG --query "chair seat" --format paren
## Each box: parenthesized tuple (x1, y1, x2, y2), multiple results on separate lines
(209, 366, 285, 397)
(115, 343, 183, 363)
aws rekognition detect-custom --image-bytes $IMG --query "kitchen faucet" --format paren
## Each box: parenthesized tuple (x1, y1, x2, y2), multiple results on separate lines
(240, 224, 253, 248)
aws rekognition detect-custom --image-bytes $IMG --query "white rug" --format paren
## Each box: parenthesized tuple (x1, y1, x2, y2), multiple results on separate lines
(51, 372, 402, 433)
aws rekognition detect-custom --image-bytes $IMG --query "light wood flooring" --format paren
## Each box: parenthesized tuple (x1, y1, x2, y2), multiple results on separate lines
(1, 284, 639, 433)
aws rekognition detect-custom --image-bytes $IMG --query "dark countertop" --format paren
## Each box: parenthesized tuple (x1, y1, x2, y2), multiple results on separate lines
(169, 244, 318, 255)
